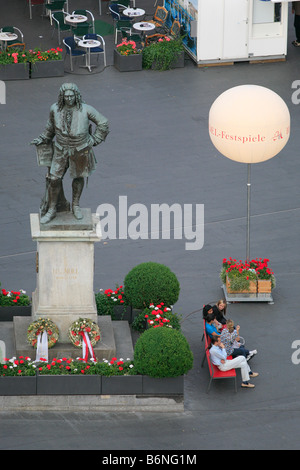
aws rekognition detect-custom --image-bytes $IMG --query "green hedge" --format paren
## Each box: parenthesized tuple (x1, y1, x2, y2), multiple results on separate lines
(124, 262, 180, 309)
(134, 327, 193, 378)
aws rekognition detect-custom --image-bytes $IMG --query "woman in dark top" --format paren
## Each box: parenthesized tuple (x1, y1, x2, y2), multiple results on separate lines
(213, 299, 227, 325)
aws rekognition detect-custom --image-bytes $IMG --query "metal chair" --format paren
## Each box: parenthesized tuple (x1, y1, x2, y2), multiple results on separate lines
(26, 0, 45, 20)
(145, 20, 181, 46)
(45, 0, 66, 25)
(72, 9, 95, 34)
(120, 27, 143, 49)
(109, 3, 132, 43)
(1, 26, 24, 44)
(51, 11, 71, 45)
(71, 23, 91, 38)
(83, 33, 106, 67)
(63, 36, 86, 72)
(147, 6, 169, 32)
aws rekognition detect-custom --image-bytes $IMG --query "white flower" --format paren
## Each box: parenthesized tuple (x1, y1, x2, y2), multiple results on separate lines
(129, 364, 134, 368)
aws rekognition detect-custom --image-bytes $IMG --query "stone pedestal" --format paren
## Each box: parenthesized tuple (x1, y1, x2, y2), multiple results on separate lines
(30, 211, 101, 342)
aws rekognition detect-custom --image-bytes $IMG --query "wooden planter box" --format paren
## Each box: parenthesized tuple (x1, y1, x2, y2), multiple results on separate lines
(0, 376, 36, 395)
(36, 374, 101, 395)
(102, 375, 143, 395)
(30, 59, 64, 78)
(226, 276, 257, 296)
(0, 305, 31, 321)
(114, 49, 142, 72)
(257, 279, 272, 293)
(0, 63, 30, 80)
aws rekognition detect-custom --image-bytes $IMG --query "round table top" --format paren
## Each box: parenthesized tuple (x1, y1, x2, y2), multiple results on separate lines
(65, 14, 88, 23)
(123, 8, 145, 17)
(78, 39, 101, 48)
(0, 32, 18, 41)
(133, 22, 156, 31)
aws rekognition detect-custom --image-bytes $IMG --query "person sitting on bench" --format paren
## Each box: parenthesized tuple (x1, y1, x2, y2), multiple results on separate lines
(205, 313, 221, 339)
(209, 336, 259, 389)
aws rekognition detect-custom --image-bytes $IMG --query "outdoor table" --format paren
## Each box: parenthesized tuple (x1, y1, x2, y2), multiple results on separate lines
(123, 8, 145, 20)
(65, 14, 88, 25)
(133, 22, 155, 38)
(0, 32, 18, 50)
(77, 38, 101, 72)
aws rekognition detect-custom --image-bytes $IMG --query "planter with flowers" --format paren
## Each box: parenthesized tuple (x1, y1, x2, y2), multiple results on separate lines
(29, 47, 64, 78)
(142, 36, 184, 71)
(0, 356, 37, 395)
(36, 356, 139, 395)
(0, 284, 31, 321)
(114, 39, 142, 72)
(132, 302, 182, 332)
(220, 257, 275, 302)
(95, 285, 132, 322)
(252, 258, 276, 295)
(0, 48, 30, 80)
(0, 46, 64, 81)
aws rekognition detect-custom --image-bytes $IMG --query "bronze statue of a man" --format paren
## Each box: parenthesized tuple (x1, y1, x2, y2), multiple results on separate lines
(31, 83, 109, 224)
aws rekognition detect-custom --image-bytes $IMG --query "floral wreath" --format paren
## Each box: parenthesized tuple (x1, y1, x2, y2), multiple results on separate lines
(27, 318, 59, 349)
(68, 317, 101, 348)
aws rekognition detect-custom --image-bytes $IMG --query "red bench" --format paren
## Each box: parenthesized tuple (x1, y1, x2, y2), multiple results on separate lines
(202, 320, 237, 393)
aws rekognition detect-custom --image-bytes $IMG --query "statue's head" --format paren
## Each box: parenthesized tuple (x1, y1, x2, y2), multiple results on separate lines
(57, 83, 83, 111)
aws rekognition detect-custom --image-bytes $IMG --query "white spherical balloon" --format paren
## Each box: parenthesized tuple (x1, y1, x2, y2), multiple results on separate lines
(208, 85, 290, 163)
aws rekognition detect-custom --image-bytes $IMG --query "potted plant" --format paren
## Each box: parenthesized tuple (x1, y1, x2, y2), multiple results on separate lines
(29, 47, 64, 78)
(114, 38, 142, 72)
(249, 258, 276, 294)
(134, 327, 193, 394)
(0, 46, 64, 81)
(36, 356, 140, 395)
(101, 357, 142, 395)
(0, 48, 30, 80)
(95, 285, 132, 321)
(220, 258, 258, 294)
(132, 303, 182, 332)
(0, 356, 37, 395)
(0, 284, 31, 320)
(220, 257, 276, 295)
(36, 357, 102, 395)
(142, 36, 185, 71)
(124, 262, 180, 311)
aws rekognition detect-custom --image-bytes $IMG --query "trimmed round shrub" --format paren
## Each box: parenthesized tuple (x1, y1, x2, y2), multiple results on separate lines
(124, 262, 180, 309)
(134, 327, 193, 378)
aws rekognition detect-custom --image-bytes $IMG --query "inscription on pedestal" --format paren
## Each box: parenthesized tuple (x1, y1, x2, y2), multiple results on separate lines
(53, 267, 79, 281)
